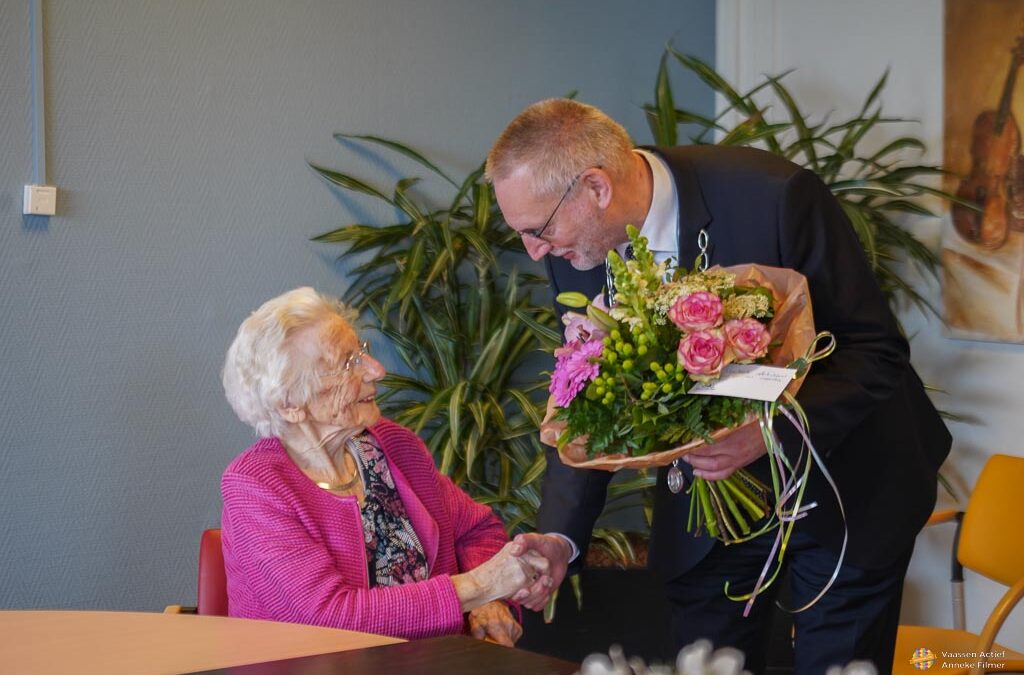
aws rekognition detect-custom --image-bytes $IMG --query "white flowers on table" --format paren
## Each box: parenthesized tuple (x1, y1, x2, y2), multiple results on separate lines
(578, 641, 749, 675)
(577, 641, 879, 675)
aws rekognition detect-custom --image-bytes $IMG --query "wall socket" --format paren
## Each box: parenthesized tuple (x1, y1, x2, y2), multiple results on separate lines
(23, 184, 57, 216)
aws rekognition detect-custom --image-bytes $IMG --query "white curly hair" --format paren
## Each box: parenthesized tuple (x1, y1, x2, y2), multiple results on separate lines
(222, 287, 358, 437)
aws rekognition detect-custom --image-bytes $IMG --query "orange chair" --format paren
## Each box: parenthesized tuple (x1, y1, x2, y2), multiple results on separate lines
(893, 454, 1024, 675)
(164, 528, 228, 616)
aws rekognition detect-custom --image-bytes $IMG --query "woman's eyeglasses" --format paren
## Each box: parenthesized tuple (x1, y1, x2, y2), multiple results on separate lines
(342, 341, 371, 373)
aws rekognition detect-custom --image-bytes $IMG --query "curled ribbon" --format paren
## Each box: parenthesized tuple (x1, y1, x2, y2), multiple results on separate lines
(721, 331, 847, 617)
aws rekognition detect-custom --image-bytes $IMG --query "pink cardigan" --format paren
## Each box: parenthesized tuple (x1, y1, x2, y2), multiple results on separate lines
(221, 418, 510, 639)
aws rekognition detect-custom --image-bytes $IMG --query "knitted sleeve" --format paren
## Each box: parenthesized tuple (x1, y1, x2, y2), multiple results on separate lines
(221, 471, 464, 639)
(435, 470, 510, 573)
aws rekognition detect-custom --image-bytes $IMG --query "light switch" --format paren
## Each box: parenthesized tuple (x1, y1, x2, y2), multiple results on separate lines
(23, 184, 57, 216)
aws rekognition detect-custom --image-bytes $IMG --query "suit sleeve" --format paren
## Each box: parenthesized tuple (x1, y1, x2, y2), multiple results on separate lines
(777, 168, 910, 454)
(537, 255, 614, 571)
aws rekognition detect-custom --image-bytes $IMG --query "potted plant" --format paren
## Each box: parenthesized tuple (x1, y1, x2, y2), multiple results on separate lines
(646, 48, 970, 318)
(309, 136, 555, 530)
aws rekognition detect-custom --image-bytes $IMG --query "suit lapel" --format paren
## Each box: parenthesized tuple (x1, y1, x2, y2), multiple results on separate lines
(645, 146, 712, 268)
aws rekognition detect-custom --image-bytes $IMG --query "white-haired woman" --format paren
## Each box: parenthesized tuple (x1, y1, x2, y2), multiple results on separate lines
(221, 287, 543, 644)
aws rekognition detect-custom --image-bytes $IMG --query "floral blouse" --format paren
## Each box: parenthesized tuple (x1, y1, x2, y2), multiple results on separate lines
(350, 433, 430, 587)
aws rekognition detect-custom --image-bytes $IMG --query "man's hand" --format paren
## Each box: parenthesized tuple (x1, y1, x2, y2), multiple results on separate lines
(507, 533, 571, 611)
(681, 418, 767, 480)
(467, 600, 522, 646)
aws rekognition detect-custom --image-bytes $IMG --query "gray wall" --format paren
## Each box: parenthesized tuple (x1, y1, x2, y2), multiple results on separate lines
(0, 1, 714, 610)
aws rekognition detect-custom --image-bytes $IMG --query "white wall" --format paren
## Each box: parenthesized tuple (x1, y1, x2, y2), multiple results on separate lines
(718, 0, 1023, 651)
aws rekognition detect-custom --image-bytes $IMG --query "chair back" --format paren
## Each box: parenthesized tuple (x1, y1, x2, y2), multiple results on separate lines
(197, 528, 228, 616)
(958, 454, 1024, 587)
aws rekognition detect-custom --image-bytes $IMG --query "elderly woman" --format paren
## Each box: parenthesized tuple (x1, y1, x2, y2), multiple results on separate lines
(220, 287, 543, 644)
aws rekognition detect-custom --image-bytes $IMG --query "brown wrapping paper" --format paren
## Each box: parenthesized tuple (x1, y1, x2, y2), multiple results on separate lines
(541, 264, 817, 472)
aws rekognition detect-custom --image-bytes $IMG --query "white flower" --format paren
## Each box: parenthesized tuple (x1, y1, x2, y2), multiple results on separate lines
(578, 641, 878, 675)
(676, 640, 748, 675)
(722, 294, 771, 321)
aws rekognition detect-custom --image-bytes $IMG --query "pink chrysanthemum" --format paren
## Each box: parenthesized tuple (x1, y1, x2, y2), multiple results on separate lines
(550, 339, 604, 407)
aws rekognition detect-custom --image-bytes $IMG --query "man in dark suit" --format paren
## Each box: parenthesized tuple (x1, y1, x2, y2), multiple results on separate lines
(487, 99, 951, 674)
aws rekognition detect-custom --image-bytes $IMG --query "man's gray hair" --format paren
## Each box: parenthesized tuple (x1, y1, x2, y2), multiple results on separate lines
(485, 98, 634, 196)
(222, 287, 358, 437)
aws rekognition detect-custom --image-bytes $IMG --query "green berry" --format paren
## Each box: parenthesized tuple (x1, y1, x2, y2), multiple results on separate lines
(622, 360, 634, 371)
(610, 330, 622, 341)
(637, 345, 648, 356)
(661, 383, 673, 394)
(664, 363, 675, 374)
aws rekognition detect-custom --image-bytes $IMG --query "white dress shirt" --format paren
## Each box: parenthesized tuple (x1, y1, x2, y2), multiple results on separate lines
(617, 148, 680, 266)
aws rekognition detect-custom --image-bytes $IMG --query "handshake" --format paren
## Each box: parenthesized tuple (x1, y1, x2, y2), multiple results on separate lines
(452, 533, 573, 613)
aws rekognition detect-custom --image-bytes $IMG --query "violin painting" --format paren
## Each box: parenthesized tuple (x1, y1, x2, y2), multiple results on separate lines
(944, 1, 1024, 344)
(952, 32, 1024, 249)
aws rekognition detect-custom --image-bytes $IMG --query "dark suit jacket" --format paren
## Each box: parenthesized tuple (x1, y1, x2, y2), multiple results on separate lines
(537, 145, 951, 581)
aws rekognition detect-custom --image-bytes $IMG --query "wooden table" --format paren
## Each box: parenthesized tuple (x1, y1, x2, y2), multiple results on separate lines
(192, 634, 580, 675)
(0, 610, 401, 674)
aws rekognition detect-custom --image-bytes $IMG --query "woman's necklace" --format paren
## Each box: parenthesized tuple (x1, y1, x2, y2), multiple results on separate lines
(315, 439, 362, 491)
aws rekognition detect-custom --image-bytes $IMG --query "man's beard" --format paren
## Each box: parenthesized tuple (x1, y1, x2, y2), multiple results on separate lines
(558, 205, 620, 271)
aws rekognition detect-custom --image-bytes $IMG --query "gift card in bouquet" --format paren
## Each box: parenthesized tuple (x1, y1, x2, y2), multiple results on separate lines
(688, 364, 797, 402)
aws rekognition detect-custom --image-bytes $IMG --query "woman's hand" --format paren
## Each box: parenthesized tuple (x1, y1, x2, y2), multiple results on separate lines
(452, 542, 550, 612)
(508, 533, 571, 611)
(467, 600, 522, 646)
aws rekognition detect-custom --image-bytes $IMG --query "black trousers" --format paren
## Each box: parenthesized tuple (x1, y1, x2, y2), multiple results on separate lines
(665, 530, 913, 675)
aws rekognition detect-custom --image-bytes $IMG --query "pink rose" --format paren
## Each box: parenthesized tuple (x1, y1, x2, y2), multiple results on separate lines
(668, 291, 723, 331)
(724, 318, 771, 362)
(677, 329, 726, 378)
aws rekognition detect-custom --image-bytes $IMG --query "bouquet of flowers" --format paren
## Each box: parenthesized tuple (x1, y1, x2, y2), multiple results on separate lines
(542, 226, 836, 587)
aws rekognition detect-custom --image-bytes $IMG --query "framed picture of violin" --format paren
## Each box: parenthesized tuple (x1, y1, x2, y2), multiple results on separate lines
(943, 0, 1024, 342)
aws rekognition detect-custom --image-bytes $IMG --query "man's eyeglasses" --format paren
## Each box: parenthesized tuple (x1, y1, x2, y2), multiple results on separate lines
(521, 167, 597, 242)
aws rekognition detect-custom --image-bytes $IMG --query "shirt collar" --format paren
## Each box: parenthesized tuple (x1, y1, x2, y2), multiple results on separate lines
(619, 149, 679, 260)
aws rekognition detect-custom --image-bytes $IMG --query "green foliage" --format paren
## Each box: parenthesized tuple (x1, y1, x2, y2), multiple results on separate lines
(310, 135, 560, 534)
(554, 228, 767, 459)
(646, 47, 971, 318)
